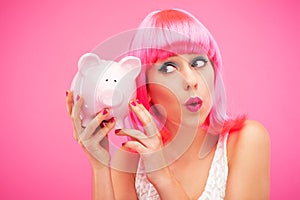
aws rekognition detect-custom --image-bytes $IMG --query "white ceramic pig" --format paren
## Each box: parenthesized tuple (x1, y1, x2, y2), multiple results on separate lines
(71, 53, 141, 128)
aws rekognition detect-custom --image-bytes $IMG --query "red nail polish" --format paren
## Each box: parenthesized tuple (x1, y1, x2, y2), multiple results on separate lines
(121, 142, 126, 146)
(110, 117, 115, 123)
(131, 101, 136, 106)
(100, 122, 107, 128)
(115, 129, 121, 134)
(66, 90, 69, 96)
(103, 108, 108, 115)
(76, 95, 80, 101)
(136, 99, 140, 104)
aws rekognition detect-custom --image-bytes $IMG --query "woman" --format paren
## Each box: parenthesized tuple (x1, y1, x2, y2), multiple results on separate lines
(66, 9, 270, 199)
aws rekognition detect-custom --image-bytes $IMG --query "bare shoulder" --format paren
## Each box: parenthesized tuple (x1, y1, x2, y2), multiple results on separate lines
(225, 120, 270, 199)
(227, 119, 270, 162)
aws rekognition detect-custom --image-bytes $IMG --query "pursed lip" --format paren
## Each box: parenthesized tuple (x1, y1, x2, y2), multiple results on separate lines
(184, 96, 203, 112)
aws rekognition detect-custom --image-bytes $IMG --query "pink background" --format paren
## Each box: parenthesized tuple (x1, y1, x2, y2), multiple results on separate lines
(1, 0, 299, 199)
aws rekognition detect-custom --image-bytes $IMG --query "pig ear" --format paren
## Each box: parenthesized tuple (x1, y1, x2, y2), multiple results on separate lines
(78, 53, 102, 71)
(119, 56, 141, 77)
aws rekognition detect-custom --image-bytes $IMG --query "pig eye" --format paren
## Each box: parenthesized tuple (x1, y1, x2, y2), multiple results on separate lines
(105, 79, 108, 82)
(114, 80, 117, 82)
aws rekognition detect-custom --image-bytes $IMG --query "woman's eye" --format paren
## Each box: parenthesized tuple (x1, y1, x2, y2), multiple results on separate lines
(191, 57, 208, 68)
(158, 62, 177, 73)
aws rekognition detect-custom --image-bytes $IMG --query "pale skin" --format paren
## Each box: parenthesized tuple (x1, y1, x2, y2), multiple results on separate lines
(66, 54, 270, 200)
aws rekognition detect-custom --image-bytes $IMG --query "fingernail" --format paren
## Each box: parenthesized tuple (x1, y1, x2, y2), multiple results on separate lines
(100, 122, 106, 128)
(122, 142, 126, 146)
(76, 95, 80, 101)
(66, 90, 69, 96)
(115, 129, 121, 134)
(103, 108, 108, 115)
(131, 101, 136, 106)
(136, 99, 140, 104)
(110, 117, 115, 123)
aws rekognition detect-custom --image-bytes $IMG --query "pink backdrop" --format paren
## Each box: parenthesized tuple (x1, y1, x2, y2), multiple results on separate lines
(1, 0, 299, 199)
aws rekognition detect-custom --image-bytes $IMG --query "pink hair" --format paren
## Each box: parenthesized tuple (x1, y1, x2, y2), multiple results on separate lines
(127, 9, 245, 141)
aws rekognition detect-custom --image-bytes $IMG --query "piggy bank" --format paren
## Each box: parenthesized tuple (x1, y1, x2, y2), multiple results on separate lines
(71, 53, 141, 128)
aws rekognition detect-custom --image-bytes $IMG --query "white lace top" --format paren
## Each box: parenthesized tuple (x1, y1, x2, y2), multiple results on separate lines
(135, 133, 229, 200)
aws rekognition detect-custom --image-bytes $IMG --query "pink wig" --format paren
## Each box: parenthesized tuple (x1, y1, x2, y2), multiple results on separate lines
(128, 9, 245, 140)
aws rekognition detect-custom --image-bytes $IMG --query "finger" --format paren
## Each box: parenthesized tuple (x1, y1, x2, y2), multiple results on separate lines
(71, 95, 84, 133)
(66, 90, 74, 117)
(81, 112, 114, 142)
(66, 90, 80, 142)
(115, 128, 148, 140)
(123, 140, 148, 154)
(83, 138, 110, 165)
(81, 118, 115, 162)
(135, 99, 154, 121)
(98, 117, 116, 139)
(129, 100, 160, 137)
(116, 128, 162, 151)
(129, 100, 153, 125)
(80, 108, 111, 140)
(115, 128, 158, 149)
(143, 122, 160, 138)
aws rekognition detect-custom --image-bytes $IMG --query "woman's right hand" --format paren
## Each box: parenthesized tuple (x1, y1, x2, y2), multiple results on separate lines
(66, 90, 116, 170)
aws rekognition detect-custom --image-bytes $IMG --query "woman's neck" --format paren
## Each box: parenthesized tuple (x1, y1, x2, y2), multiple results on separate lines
(161, 120, 209, 163)
(164, 119, 207, 143)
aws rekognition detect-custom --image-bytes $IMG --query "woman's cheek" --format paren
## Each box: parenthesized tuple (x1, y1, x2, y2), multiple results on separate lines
(148, 84, 180, 107)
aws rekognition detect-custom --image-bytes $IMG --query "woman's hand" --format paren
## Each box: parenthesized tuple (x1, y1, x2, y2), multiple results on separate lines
(116, 99, 191, 199)
(66, 90, 116, 170)
(115, 99, 170, 181)
(119, 100, 163, 152)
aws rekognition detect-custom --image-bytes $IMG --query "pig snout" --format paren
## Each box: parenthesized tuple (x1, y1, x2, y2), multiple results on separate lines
(100, 88, 123, 107)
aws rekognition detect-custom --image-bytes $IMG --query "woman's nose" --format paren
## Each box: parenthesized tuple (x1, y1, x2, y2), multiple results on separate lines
(182, 67, 199, 91)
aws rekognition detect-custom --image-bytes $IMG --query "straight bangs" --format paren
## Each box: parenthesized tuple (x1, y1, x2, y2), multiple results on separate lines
(129, 17, 213, 67)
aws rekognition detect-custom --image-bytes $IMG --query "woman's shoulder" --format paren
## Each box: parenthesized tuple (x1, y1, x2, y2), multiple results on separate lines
(225, 121, 270, 198)
(226, 119, 270, 166)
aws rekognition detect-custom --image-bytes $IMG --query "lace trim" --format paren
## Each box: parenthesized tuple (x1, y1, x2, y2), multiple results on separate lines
(135, 133, 229, 200)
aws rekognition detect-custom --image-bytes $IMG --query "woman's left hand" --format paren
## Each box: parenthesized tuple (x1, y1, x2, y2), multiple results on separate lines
(116, 99, 191, 199)
(115, 99, 168, 175)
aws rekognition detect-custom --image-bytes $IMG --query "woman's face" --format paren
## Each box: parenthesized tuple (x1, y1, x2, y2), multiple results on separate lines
(147, 54, 214, 129)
